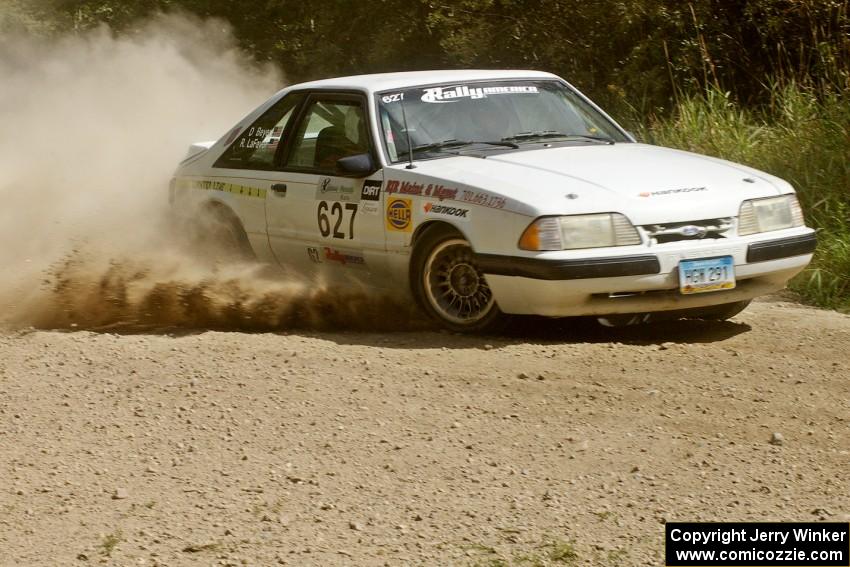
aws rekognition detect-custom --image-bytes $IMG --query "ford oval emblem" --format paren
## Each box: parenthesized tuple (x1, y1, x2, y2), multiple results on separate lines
(680, 225, 704, 237)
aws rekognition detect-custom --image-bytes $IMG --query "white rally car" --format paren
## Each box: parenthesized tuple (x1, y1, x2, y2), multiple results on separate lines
(171, 70, 817, 332)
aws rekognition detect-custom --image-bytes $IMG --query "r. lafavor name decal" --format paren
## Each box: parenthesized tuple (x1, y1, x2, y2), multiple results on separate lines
(665, 522, 849, 566)
(421, 85, 539, 103)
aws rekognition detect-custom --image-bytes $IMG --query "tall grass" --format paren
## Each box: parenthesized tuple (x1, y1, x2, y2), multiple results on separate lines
(641, 84, 850, 310)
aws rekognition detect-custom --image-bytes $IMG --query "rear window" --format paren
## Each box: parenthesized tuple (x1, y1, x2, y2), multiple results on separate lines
(214, 93, 304, 170)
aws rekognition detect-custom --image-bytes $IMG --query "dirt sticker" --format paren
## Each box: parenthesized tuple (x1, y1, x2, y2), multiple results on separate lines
(361, 180, 382, 201)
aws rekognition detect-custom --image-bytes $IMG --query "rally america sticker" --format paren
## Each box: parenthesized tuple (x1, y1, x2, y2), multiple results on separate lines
(323, 247, 366, 266)
(421, 85, 539, 104)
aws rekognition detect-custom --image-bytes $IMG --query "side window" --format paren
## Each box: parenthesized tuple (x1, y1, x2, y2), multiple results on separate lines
(214, 93, 304, 170)
(286, 99, 369, 172)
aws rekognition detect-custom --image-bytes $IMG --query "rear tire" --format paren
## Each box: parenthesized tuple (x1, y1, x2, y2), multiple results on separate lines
(411, 226, 509, 333)
(188, 204, 255, 264)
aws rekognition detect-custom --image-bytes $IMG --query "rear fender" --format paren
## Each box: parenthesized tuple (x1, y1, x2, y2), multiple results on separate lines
(180, 141, 217, 166)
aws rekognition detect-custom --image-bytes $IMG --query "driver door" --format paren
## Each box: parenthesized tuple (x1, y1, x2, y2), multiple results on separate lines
(265, 93, 386, 284)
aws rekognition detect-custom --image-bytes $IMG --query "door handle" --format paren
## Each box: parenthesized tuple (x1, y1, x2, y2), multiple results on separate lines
(271, 183, 287, 195)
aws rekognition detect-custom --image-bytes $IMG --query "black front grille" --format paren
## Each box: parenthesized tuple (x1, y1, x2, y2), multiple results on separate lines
(643, 218, 733, 244)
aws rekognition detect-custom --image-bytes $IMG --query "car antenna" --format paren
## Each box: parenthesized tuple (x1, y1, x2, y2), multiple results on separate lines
(400, 94, 416, 170)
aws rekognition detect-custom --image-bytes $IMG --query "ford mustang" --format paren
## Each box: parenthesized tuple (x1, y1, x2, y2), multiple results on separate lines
(171, 70, 817, 332)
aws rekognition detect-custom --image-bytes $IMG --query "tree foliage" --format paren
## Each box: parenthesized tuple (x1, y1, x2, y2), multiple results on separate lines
(3, 0, 848, 116)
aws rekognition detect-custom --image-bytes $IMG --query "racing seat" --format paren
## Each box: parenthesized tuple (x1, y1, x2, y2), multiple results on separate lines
(314, 111, 367, 170)
(314, 126, 352, 169)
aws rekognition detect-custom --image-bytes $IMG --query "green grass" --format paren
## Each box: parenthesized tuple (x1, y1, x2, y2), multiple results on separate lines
(546, 541, 579, 563)
(98, 530, 122, 557)
(642, 82, 850, 310)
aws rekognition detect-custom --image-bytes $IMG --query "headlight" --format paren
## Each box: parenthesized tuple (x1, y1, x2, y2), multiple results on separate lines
(519, 213, 642, 251)
(738, 194, 805, 236)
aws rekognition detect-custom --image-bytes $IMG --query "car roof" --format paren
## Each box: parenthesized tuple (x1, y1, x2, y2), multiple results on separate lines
(285, 70, 561, 94)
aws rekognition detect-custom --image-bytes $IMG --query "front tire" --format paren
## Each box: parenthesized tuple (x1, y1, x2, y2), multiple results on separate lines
(411, 227, 508, 333)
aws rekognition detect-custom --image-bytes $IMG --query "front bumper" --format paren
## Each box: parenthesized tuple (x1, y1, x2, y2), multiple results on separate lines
(479, 230, 816, 316)
(476, 254, 660, 280)
(746, 233, 818, 263)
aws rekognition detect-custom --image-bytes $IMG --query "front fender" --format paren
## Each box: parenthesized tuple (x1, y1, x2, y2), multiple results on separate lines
(383, 167, 533, 255)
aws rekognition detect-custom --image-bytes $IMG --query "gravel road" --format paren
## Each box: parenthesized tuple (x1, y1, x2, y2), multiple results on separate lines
(1, 296, 848, 566)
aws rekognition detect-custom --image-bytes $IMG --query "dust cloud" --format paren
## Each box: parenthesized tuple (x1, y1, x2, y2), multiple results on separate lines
(0, 14, 416, 332)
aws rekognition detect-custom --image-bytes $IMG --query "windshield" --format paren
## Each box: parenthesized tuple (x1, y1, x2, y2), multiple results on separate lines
(376, 80, 629, 163)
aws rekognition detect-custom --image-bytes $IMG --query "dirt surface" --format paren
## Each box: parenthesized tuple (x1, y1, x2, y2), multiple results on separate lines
(0, 296, 848, 566)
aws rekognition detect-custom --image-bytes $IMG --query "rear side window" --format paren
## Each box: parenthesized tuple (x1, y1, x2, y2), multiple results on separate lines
(214, 93, 304, 170)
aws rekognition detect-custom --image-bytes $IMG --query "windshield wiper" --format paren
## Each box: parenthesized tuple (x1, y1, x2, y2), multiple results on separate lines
(502, 131, 615, 144)
(398, 139, 519, 158)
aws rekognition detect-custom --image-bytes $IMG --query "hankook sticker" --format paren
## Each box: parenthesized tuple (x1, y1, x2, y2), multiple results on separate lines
(639, 187, 707, 197)
(424, 202, 470, 221)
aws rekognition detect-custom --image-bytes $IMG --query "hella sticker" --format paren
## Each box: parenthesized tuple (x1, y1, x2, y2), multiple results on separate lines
(386, 198, 412, 232)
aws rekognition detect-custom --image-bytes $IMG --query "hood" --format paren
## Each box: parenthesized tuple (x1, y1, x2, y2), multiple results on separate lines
(398, 143, 790, 224)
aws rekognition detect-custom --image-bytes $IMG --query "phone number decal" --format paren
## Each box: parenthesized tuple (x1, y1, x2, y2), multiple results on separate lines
(460, 190, 506, 210)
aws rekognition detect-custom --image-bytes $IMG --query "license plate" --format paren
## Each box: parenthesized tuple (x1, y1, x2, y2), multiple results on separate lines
(678, 256, 736, 295)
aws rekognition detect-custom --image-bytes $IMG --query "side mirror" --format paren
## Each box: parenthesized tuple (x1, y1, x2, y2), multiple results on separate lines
(336, 153, 376, 176)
